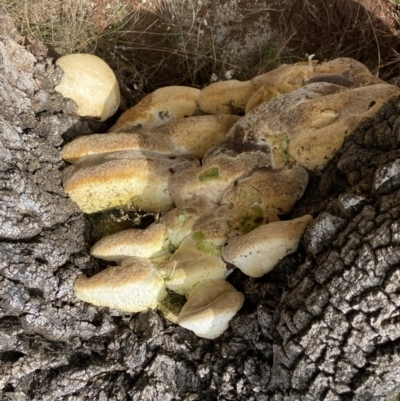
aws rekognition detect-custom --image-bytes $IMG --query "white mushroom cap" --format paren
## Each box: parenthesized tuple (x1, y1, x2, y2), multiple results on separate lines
(61, 150, 200, 214)
(162, 236, 230, 295)
(90, 196, 217, 262)
(61, 114, 240, 163)
(198, 79, 255, 115)
(221, 164, 309, 215)
(108, 86, 201, 132)
(73, 257, 167, 312)
(222, 215, 313, 278)
(178, 279, 244, 339)
(55, 53, 120, 121)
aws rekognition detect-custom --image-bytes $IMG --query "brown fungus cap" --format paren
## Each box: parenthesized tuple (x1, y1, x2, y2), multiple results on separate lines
(287, 84, 400, 171)
(222, 215, 313, 278)
(61, 150, 200, 214)
(246, 57, 384, 113)
(108, 86, 201, 132)
(73, 257, 167, 313)
(226, 82, 400, 170)
(178, 279, 244, 339)
(55, 53, 120, 121)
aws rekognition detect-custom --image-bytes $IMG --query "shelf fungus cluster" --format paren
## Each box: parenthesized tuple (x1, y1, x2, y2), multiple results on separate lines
(59, 55, 400, 339)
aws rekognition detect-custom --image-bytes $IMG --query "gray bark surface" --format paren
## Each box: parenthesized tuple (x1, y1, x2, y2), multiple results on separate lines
(1, 8, 400, 401)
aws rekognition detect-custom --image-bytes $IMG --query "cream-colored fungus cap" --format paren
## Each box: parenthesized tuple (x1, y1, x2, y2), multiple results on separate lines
(152, 114, 240, 159)
(73, 257, 167, 312)
(61, 115, 239, 163)
(169, 152, 271, 206)
(246, 57, 384, 113)
(55, 53, 120, 121)
(222, 214, 313, 278)
(221, 164, 309, 215)
(91, 196, 217, 262)
(178, 279, 244, 339)
(226, 82, 400, 170)
(287, 84, 400, 170)
(61, 150, 200, 213)
(198, 79, 255, 115)
(91, 223, 169, 262)
(108, 86, 201, 132)
(61, 131, 173, 163)
(192, 204, 279, 246)
(228, 82, 350, 169)
(162, 236, 229, 295)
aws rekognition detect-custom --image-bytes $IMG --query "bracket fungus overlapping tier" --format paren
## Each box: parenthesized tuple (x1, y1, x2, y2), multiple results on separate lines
(60, 56, 400, 339)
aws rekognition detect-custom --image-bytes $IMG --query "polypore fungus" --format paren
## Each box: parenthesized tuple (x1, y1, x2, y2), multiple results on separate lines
(62, 115, 240, 163)
(91, 196, 217, 261)
(221, 164, 309, 215)
(108, 86, 201, 132)
(61, 150, 199, 213)
(162, 235, 230, 295)
(55, 53, 120, 121)
(74, 257, 166, 312)
(198, 79, 255, 114)
(222, 215, 313, 278)
(178, 279, 244, 339)
(59, 57, 397, 339)
(245, 57, 384, 113)
(225, 81, 400, 170)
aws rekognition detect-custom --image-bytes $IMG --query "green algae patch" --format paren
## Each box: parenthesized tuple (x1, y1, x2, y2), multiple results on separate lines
(226, 205, 264, 236)
(192, 231, 221, 256)
(158, 291, 186, 323)
(268, 132, 293, 166)
(89, 208, 155, 242)
(198, 167, 219, 183)
(239, 205, 264, 234)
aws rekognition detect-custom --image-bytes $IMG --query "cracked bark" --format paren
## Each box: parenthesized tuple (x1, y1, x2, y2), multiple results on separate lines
(1, 7, 400, 401)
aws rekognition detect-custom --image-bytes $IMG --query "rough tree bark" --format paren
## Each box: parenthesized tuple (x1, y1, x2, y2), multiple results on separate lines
(1, 7, 400, 401)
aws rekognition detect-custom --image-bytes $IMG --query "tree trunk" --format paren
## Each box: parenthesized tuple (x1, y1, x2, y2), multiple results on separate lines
(1, 6, 400, 401)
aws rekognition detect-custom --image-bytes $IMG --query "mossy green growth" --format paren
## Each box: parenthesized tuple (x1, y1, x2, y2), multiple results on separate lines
(158, 291, 186, 323)
(192, 231, 221, 256)
(239, 205, 264, 234)
(198, 167, 219, 183)
(280, 133, 290, 164)
(89, 208, 155, 242)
